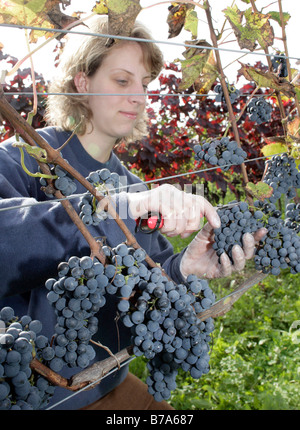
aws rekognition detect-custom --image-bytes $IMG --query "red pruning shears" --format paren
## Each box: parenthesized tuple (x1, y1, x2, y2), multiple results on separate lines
(135, 212, 164, 234)
(135, 203, 240, 234)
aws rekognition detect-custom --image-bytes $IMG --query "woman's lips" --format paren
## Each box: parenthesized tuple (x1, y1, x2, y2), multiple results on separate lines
(119, 111, 138, 120)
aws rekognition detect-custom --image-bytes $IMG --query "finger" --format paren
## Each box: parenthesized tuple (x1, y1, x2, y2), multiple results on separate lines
(219, 252, 233, 277)
(253, 227, 268, 243)
(164, 207, 191, 236)
(242, 233, 256, 259)
(197, 198, 221, 229)
(231, 244, 246, 271)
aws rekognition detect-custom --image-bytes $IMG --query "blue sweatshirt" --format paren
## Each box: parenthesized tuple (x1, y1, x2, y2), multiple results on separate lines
(0, 126, 185, 409)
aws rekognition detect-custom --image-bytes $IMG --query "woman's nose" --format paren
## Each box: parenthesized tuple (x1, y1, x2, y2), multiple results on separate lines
(128, 82, 147, 105)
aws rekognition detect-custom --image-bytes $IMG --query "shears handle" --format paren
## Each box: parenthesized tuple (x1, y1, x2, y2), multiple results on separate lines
(135, 212, 164, 234)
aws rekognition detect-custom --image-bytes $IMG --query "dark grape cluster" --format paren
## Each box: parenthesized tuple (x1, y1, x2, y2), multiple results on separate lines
(45, 244, 148, 372)
(45, 255, 108, 371)
(79, 168, 123, 226)
(213, 200, 265, 263)
(247, 97, 272, 124)
(40, 163, 77, 198)
(0, 307, 55, 410)
(271, 53, 288, 78)
(285, 203, 300, 233)
(213, 197, 300, 277)
(116, 260, 215, 402)
(263, 153, 300, 202)
(194, 137, 247, 171)
(254, 200, 300, 275)
(214, 83, 240, 105)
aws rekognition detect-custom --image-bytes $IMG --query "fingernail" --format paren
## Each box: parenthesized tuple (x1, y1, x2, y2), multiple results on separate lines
(214, 214, 221, 228)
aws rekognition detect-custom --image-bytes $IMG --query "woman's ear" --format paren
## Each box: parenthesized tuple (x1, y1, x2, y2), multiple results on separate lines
(74, 72, 89, 93)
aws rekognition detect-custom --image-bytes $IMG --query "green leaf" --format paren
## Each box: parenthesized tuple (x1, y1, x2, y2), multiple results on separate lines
(179, 39, 218, 91)
(0, 0, 79, 42)
(184, 9, 198, 39)
(268, 11, 291, 26)
(179, 53, 208, 89)
(223, 6, 274, 51)
(245, 181, 274, 200)
(261, 142, 288, 157)
(0, 0, 51, 27)
(93, 0, 108, 15)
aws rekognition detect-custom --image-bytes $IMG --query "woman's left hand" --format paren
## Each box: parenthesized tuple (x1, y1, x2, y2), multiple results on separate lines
(179, 222, 267, 279)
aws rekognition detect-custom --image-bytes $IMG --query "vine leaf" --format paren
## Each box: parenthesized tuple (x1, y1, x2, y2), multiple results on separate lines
(0, 0, 80, 43)
(223, 6, 274, 51)
(245, 181, 274, 200)
(239, 63, 296, 98)
(261, 139, 288, 158)
(287, 117, 300, 140)
(178, 39, 218, 91)
(268, 10, 291, 26)
(293, 84, 300, 104)
(167, 3, 197, 39)
(92, 0, 108, 15)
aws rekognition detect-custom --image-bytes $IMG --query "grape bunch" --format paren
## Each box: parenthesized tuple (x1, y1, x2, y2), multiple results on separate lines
(45, 255, 110, 371)
(0, 307, 55, 410)
(116, 259, 215, 401)
(79, 168, 123, 226)
(262, 153, 300, 202)
(45, 244, 148, 371)
(213, 197, 300, 277)
(213, 200, 265, 263)
(194, 137, 247, 171)
(247, 97, 273, 124)
(271, 53, 288, 78)
(214, 83, 240, 105)
(285, 203, 300, 233)
(254, 200, 300, 275)
(40, 163, 77, 198)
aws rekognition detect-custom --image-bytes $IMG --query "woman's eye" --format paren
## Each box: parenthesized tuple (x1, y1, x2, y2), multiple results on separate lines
(117, 80, 128, 86)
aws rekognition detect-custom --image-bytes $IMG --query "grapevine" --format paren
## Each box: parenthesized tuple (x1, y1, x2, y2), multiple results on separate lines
(0, 0, 299, 411)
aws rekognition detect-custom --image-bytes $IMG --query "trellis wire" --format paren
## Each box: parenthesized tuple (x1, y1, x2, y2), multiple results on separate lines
(3, 92, 274, 98)
(0, 22, 300, 62)
(0, 151, 286, 215)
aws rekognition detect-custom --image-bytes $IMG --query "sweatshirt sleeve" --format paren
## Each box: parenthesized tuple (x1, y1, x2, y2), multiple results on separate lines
(0, 144, 92, 299)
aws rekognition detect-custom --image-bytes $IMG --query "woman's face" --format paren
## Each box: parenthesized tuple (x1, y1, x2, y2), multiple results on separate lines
(77, 42, 152, 144)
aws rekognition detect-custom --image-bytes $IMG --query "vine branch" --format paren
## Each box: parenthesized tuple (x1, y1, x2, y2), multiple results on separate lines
(204, 1, 251, 200)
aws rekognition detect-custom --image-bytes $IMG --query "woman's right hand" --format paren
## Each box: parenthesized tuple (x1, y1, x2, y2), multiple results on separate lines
(125, 184, 221, 238)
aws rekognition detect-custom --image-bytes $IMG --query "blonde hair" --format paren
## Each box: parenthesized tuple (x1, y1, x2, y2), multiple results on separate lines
(45, 15, 164, 140)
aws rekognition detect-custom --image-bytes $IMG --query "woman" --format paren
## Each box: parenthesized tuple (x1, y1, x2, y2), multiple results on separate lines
(0, 16, 264, 410)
